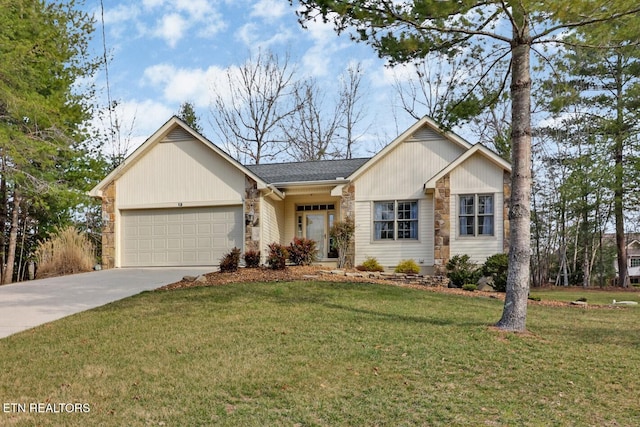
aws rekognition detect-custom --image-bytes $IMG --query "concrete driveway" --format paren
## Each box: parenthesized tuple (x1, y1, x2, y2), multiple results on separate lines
(0, 267, 214, 339)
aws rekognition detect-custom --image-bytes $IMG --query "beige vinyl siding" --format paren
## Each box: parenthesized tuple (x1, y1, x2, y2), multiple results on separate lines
(450, 154, 505, 263)
(355, 128, 466, 200)
(261, 196, 284, 256)
(354, 197, 434, 269)
(117, 130, 245, 208)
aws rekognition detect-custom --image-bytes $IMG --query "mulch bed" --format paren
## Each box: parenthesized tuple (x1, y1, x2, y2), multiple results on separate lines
(158, 265, 618, 309)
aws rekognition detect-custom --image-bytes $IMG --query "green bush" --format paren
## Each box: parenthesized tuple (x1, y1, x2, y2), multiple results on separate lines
(462, 283, 477, 292)
(243, 250, 261, 268)
(481, 253, 509, 293)
(287, 237, 317, 266)
(219, 247, 241, 272)
(394, 259, 420, 274)
(356, 256, 384, 272)
(267, 243, 288, 270)
(446, 254, 479, 288)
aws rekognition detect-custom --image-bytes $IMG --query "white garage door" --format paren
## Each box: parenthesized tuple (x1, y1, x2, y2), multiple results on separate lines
(121, 206, 243, 267)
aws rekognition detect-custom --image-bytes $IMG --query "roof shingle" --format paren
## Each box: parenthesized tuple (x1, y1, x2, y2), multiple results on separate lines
(245, 158, 370, 184)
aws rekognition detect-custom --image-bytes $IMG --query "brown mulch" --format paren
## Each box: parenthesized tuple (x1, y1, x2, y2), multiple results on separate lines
(158, 265, 618, 309)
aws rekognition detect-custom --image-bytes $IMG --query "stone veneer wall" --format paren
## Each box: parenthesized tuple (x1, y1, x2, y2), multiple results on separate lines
(433, 174, 451, 276)
(340, 183, 356, 268)
(101, 181, 116, 269)
(244, 176, 260, 253)
(503, 170, 511, 253)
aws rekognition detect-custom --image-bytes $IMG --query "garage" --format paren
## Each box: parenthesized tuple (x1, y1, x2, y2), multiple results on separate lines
(121, 206, 243, 267)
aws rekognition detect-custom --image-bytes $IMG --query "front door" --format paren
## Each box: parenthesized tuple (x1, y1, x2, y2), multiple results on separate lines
(305, 213, 325, 259)
(296, 204, 337, 260)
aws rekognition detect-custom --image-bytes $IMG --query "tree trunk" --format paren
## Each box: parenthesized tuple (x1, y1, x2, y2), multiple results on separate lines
(496, 10, 532, 332)
(614, 54, 628, 287)
(2, 191, 20, 285)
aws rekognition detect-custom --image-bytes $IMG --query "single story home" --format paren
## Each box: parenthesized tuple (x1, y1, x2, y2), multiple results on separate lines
(89, 115, 511, 275)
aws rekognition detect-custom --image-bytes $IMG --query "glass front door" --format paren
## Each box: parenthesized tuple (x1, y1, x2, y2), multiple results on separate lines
(305, 213, 325, 259)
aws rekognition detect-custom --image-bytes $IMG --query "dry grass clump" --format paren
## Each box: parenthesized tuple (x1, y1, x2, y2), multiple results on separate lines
(35, 226, 95, 278)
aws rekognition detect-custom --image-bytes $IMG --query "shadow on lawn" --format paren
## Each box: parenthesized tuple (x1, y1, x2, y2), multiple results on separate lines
(321, 302, 486, 328)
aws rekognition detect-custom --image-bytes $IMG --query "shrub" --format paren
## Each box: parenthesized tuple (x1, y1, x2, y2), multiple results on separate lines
(330, 216, 355, 268)
(446, 254, 479, 288)
(243, 250, 261, 268)
(481, 253, 509, 292)
(35, 226, 95, 278)
(219, 247, 241, 272)
(356, 256, 384, 272)
(394, 259, 420, 274)
(462, 283, 477, 292)
(287, 237, 317, 266)
(267, 243, 288, 270)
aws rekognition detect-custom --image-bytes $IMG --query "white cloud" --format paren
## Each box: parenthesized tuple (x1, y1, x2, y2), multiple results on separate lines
(299, 18, 346, 77)
(251, 0, 288, 19)
(154, 13, 188, 48)
(142, 63, 228, 108)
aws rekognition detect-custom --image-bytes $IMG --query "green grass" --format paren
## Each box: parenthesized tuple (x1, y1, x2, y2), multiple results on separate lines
(1, 281, 639, 426)
(530, 287, 640, 305)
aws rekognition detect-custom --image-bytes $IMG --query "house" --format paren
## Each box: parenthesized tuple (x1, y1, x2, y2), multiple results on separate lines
(89, 116, 511, 275)
(608, 235, 640, 285)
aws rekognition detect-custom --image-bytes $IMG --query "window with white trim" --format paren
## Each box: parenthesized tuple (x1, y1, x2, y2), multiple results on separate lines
(374, 201, 418, 240)
(459, 194, 494, 236)
(631, 258, 640, 268)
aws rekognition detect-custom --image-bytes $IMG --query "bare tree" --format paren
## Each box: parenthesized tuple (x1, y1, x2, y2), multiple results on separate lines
(211, 50, 298, 164)
(339, 63, 368, 159)
(282, 78, 343, 161)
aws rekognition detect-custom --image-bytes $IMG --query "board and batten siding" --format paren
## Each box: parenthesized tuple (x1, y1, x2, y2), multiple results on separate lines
(354, 197, 434, 269)
(116, 130, 245, 208)
(449, 154, 505, 263)
(355, 127, 466, 200)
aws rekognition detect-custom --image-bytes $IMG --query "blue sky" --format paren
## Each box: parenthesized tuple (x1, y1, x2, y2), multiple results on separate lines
(88, 0, 422, 158)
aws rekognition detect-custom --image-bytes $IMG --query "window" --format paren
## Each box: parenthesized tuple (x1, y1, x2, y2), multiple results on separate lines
(459, 194, 494, 236)
(374, 201, 418, 240)
(631, 258, 640, 268)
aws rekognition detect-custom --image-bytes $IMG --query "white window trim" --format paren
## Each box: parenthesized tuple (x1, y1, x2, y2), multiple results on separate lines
(458, 193, 495, 238)
(372, 200, 419, 242)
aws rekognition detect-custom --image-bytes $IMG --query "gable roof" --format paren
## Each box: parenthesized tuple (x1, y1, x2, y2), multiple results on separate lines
(423, 143, 511, 190)
(89, 116, 274, 197)
(347, 115, 473, 181)
(246, 158, 370, 185)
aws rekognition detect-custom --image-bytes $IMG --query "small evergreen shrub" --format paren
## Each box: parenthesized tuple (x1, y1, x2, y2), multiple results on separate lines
(219, 247, 241, 272)
(267, 243, 288, 270)
(446, 254, 479, 288)
(394, 259, 420, 274)
(481, 253, 509, 292)
(243, 250, 261, 268)
(462, 283, 477, 292)
(356, 256, 384, 272)
(287, 237, 317, 266)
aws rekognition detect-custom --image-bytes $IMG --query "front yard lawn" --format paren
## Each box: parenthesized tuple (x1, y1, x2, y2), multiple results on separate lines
(1, 280, 639, 426)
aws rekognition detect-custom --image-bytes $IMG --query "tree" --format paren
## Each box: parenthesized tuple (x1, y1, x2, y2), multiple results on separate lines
(177, 101, 203, 134)
(210, 50, 298, 164)
(542, 24, 640, 287)
(292, 0, 640, 331)
(281, 78, 343, 161)
(0, 0, 98, 283)
(339, 63, 368, 159)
